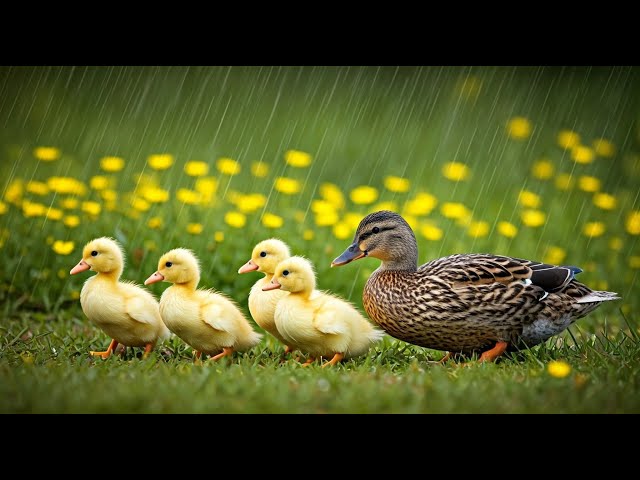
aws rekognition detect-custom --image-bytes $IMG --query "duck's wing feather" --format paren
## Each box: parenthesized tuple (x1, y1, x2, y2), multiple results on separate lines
(421, 254, 581, 293)
(123, 283, 158, 325)
(311, 294, 350, 335)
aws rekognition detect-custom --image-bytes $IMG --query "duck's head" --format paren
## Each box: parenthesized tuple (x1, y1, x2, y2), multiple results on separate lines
(145, 248, 200, 286)
(70, 237, 125, 276)
(238, 238, 291, 275)
(263, 256, 316, 294)
(331, 210, 418, 270)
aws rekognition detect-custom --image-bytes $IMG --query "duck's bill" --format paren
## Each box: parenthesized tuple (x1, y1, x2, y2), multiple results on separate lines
(262, 280, 281, 291)
(70, 259, 90, 275)
(331, 244, 366, 267)
(144, 272, 164, 285)
(238, 260, 259, 274)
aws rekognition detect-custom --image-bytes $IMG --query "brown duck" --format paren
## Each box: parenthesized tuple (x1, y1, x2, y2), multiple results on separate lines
(331, 210, 620, 362)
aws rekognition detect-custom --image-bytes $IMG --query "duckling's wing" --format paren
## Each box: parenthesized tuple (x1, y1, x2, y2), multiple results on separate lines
(125, 287, 159, 325)
(424, 254, 580, 293)
(312, 294, 350, 335)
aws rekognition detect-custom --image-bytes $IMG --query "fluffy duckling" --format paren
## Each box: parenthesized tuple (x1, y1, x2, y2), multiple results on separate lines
(145, 248, 262, 362)
(263, 256, 383, 367)
(69, 237, 170, 359)
(238, 238, 295, 353)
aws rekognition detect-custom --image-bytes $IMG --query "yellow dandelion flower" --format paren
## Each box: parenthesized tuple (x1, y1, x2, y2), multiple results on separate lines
(216, 157, 241, 176)
(224, 211, 246, 229)
(148, 154, 174, 171)
(214, 231, 224, 243)
(350, 185, 379, 205)
(274, 177, 302, 195)
(372, 201, 398, 213)
(284, 149, 312, 168)
(543, 246, 566, 265)
(333, 222, 352, 240)
(131, 197, 150, 212)
(531, 159, 554, 180)
(101, 189, 117, 202)
(442, 162, 470, 182)
(343, 212, 362, 230)
(89, 176, 109, 190)
(147, 216, 163, 229)
(555, 173, 574, 191)
(63, 215, 80, 228)
(420, 223, 443, 241)
(547, 360, 571, 378)
(100, 156, 125, 172)
(184, 161, 209, 177)
(176, 188, 201, 205)
(194, 177, 218, 203)
(608, 237, 623, 251)
(518, 190, 541, 209)
(384, 176, 410, 193)
(497, 221, 518, 238)
(187, 223, 203, 235)
(60, 197, 78, 209)
(262, 213, 284, 229)
(319, 183, 345, 209)
(22, 201, 47, 217)
(467, 221, 489, 238)
(507, 117, 532, 140)
(629, 256, 640, 269)
(440, 202, 470, 220)
(0, 201, 6, 215)
(557, 130, 580, 149)
(236, 193, 267, 213)
(315, 210, 339, 227)
(303, 229, 314, 241)
(34, 146, 61, 162)
(52, 240, 74, 255)
(26, 181, 50, 196)
(143, 187, 169, 203)
(47, 177, 87, 196)
(311, 199, 337, 215)
(251, 161, 269, 178)
(583, 222, 606, 238)
(593, 138, 615, 157)
(404, 192, 437, 216)
(626, 211, 640, 235)
(4, 179, 23, 204)
(572, 145, 595, 164)
(593, 192, 617, 210)
(46, 207, 63, 221)
(521, 209, 546, 228)
(578, 175, 601, 193)
(81, 201, 101, 216)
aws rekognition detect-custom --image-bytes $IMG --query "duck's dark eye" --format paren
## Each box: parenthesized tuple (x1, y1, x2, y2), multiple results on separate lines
(372, 226, 380, 234)
(282, 270, 290, 276)
(91, 250, 98, 257)
(165, 262, 173, 268)
(260, 251, 267, 258)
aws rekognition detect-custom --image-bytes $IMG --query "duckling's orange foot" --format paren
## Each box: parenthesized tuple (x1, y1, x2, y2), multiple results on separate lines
(90, 339, 118, 359)
(301, 356, 316, 367)
(321, 352, 344, 368)
(142, 343, 154, 359)
(284, 345, 293, 355)
(210, 347, 234, 362)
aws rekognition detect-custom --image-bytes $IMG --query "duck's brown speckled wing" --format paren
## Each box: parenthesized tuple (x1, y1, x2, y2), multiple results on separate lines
(420, 254, 581, 295)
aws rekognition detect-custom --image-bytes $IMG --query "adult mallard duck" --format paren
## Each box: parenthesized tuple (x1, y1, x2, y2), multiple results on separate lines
(331, 210, 620, 362)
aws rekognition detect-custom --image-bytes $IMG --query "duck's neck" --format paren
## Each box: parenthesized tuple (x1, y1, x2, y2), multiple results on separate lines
(173, 280, 198, 291)
(95, 271, 120, 282)
(290, 289, 313, 300)
(378, 244, 419, 272)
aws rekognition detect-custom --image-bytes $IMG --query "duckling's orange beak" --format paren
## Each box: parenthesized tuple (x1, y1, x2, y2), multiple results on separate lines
(70, 259, 91, 275)
(144, 272, 164, 285)
(262, 279, 281, 291)
(238, 260, 259, 274)
(331, 243, 366, 267)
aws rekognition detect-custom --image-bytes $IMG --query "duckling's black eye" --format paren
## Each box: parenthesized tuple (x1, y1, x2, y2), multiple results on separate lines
(165, 262, 173, 268)
(372, 226, 380, 234)
(91, 250, 98, 257)
(282, 270, 290, 276)
(260, 251, 267, 258)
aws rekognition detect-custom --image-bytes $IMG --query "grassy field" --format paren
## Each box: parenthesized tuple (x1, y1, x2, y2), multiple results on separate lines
(1, 66, 639, 413)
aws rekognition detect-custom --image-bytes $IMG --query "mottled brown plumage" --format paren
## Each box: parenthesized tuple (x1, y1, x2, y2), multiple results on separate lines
(332, 210, 620, 359)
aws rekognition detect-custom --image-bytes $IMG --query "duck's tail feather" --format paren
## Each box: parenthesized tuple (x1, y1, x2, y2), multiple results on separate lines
(576, 290, 621, 304)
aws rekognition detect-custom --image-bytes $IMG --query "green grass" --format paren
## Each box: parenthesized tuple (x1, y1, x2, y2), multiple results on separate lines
(1, 66, 639, 413)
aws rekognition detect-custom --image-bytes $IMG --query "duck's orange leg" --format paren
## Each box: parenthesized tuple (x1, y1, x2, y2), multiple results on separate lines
(301, 356, 316, 367)
(210, 347, 234, 362)
(321, 352, 344, 368)
(142, 343, 154, 359)
(478, 341, 508, 363)
(90, 339, 118, 359)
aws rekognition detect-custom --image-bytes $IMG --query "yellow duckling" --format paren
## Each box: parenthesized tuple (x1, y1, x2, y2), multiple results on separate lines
(263, 256, 384, 367)
(145, 248, 262, 362)
(69, 237, 170, 359)
(238, 238, 295, 353)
